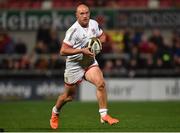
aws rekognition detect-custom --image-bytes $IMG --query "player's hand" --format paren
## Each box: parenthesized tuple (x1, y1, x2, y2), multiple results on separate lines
(82, 47, 95, 57)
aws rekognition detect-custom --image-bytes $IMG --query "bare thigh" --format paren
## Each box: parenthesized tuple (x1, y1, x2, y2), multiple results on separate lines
(85, 66, 105, 86)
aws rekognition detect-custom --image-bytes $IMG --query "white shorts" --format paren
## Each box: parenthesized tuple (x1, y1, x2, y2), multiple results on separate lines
(64, 59, 98, 85)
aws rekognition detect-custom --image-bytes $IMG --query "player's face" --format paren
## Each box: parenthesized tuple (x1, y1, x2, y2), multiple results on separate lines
(76, 5, 90, 27)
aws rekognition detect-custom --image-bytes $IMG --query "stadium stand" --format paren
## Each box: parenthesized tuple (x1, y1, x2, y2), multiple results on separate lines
(0, 0, 180, 9)
(0, 0, 179, 77)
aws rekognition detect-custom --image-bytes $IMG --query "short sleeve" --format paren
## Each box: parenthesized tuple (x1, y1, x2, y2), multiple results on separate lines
(94, 20, 103, 37)
(63, 28, 77, 47)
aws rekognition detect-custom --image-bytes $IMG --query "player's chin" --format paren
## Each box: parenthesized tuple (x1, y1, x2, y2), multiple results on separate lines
(82, 20, 89, 26)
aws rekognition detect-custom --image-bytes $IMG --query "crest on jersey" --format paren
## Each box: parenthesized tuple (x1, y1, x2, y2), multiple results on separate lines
(91, 29, 96, 35)
(82, 34, 87, 39)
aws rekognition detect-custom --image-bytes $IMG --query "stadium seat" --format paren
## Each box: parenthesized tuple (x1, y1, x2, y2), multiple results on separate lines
(159, 0, 173, 8)
(31, 1, 41, 9)
(174, 0, 180, 7)
(52, 1, 63, 8)
(19, 1, 31, 9)
(7, 2, 21, 9)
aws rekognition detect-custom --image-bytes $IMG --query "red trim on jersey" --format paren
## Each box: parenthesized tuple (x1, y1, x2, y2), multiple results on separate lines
(76, 79, 83, 85)
(64, 82, 74, 86)
(64, 79, 83, 86)
(63, 42, 73, 48)
(97, 32, 104, 38)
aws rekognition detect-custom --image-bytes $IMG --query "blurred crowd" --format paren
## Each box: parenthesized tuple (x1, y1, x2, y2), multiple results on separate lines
(0, 0, 180, 76)
(0, 0, 180, 77)
(0, 0, 180, 9)
(0, 26, 65, 71)
(0, 25, 180, 77)
(99, 29, 180, 76)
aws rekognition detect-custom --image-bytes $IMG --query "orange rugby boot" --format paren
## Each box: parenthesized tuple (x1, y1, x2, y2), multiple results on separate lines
(50, 112, 59, 129)
(100, 114, 119, 125)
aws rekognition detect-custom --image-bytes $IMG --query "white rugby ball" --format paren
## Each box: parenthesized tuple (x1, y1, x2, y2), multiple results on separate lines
(88, 37, 102, 55)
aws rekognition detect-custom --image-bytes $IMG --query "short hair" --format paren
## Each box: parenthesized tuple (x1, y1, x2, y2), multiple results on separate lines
(76, 2, 89, 10)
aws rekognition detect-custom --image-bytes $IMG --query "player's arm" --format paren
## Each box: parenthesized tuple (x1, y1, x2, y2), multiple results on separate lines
(60, 42, 94, 57)
(96, 22, 106, 43)
(98, 32, 106, 43)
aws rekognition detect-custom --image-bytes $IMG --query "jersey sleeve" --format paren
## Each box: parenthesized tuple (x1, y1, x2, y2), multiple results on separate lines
(63, 28, 77, 47)
(94, 20, 103, 37)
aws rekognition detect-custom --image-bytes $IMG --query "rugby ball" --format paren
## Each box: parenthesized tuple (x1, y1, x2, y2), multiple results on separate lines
(88, 37, 102, 55)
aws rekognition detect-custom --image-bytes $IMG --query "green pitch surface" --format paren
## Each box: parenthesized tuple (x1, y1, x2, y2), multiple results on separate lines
(0, 100, 180, 132)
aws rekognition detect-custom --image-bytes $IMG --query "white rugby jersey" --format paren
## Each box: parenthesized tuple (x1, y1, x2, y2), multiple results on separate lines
(63, 19, 103, 69)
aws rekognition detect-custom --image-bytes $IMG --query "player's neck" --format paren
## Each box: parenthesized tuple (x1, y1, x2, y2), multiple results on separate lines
(78, 21, 89, 28)
(82, 24, 88, 28)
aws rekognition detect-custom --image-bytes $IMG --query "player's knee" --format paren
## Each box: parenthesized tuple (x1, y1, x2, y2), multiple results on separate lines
(65, 90, 76, 102)
(66, 95, 73, 102)
(96, 80, 105, 91)
(60, 93, 73, 103)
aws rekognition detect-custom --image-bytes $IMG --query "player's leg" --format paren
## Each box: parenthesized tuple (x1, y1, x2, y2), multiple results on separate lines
(85, 66, 107, 109)
(50, 65, 84, 129)
(55, 83, 77, 110)
(85, 66, 119, 125)
(50, 84, 77, 129)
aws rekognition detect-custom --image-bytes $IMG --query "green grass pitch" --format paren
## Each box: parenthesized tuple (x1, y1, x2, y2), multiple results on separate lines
(0, 100, 180, 132)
